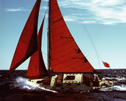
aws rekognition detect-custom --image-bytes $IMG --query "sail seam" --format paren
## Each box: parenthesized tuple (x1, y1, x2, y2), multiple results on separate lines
(51, 49, 82, 60)
(53, 61, 93, 72)
(52, 55, 84, 67)
(52, 24, 66, 32)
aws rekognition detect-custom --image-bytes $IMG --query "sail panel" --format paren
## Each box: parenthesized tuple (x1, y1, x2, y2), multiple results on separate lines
(50, 0, 95, 73)
(9, 0, 41, 73)
(27, 16, 48, 79)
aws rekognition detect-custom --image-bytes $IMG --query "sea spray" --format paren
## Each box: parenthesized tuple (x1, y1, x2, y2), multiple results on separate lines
(102, 76, 126, 81)
(99, 85, 126, 91)
(14, 77, 57, 93)
(100, 76, 126, 91)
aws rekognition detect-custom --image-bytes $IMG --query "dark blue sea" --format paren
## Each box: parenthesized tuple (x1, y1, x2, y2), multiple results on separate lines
(0, 69, 126, 101)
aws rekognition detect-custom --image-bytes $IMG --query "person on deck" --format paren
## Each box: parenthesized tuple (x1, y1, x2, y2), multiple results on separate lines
(92, 74, 99, 86)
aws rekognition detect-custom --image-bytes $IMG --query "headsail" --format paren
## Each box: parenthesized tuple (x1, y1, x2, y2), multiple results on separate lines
(9, 0, 41, 73)
(27, 16, 48, 79)
(49, 0, 95, 73)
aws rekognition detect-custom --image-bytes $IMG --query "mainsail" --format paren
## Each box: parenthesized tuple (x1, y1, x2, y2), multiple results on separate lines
(9, 0, 41, 72)
(49, 0, 95, 73)
(27, 16, 48, 79)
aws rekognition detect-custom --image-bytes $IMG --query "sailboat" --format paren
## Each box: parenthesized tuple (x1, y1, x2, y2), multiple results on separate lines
(9, 0, 114, 91)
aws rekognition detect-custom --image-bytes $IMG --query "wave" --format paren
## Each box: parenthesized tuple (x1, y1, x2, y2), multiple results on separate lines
(102, 76, 126, 81)
(99, 85, 126, 91)
(13, 77, 57, 93)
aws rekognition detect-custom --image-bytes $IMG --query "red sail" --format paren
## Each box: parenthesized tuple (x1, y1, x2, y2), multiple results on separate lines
(103, 62, 110, 68)
(27, 16, 48, 79)
(49, 0, 95, 73)
(9, 0, 41, 73)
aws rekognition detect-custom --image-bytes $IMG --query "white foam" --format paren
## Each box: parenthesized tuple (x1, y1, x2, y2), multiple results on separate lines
(99, 85, 126, 91)
(14, 77, 57, 93)
(102, 76, 126, 81)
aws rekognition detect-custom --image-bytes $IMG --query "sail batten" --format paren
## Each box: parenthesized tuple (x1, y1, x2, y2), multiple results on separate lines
(9, 0, 41, 73)
(49, 0, 95, 73)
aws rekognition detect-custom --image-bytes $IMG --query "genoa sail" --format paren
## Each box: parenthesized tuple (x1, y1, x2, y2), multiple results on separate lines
(27, 16, 48, 79)
(9, 0, 41, 73)
(49, 0, 95, 73)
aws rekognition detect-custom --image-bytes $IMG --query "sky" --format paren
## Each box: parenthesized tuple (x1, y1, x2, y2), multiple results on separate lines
(0, 0, 126, 70)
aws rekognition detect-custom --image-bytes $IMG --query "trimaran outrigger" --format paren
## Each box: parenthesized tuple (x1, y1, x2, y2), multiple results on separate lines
(9, 0, 114, 91)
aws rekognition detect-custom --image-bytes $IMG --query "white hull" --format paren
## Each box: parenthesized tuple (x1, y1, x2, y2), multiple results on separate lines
(29, 74, 114, 91)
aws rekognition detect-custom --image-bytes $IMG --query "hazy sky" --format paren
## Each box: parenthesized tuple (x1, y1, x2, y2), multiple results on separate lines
(0, 0, 126, 70)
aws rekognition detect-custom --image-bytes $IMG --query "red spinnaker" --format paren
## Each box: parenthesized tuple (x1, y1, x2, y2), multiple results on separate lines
(27, 16, 48, 79)
(49, 0, 95, 73)
(9, 0, 41, 73)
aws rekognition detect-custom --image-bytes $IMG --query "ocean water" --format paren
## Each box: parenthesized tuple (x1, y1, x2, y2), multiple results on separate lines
(0, 69, 126, 101)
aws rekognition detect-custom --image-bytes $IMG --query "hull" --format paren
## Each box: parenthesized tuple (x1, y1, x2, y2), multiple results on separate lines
(28, 74, 114, 91)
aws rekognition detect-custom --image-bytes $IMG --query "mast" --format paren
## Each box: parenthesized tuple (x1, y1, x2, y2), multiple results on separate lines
(48, 0, 51, 74)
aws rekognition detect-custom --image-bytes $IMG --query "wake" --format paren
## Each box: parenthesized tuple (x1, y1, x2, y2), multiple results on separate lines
(99, 76, 126, 91)
(102, 76, 126, 81)
(13, 77, 57, 93)
(13, 76, 126, 92)
(99, 85, 126, 91)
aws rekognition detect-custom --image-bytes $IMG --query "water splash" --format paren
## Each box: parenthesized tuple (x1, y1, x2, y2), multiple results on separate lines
(13, 77, 57, 93)
(100, 76, 126, 91)
(102, 76, 126, 81)
(99, 85, 126, 91)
